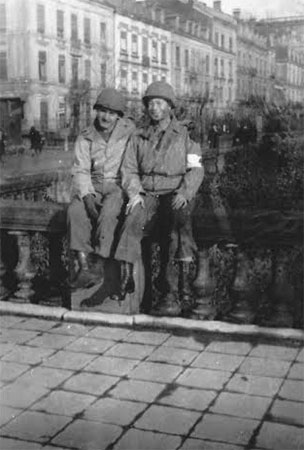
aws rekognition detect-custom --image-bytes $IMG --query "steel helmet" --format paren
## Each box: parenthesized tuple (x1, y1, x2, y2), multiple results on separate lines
(143, 81, 176, 108)
(93, 88, 126, 116)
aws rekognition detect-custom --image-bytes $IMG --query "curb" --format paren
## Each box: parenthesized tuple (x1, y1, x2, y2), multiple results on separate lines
(1, 301, 304, 343)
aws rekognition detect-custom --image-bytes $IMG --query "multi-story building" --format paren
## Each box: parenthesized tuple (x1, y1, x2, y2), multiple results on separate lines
(113, 4, 172, 104)
(256, 16, 304, 104)
(0, 0, 114, 141)
(233, 10, 276, 103)
(199, 1, 237, 112)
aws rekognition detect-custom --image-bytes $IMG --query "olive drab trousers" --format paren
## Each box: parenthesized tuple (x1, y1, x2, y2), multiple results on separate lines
(67, 182, 125, 259)
(115, 193, 197, 264)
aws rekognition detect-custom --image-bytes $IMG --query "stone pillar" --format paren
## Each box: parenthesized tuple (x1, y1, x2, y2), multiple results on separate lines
(191, 248, 217, 319)
(228, 249, 257, 324)
(9, 231, 35, 302)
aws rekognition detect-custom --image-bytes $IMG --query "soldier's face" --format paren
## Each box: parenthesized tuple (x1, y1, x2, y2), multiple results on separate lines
(147, 98, 171, 122)
(95, 106, 119, 131)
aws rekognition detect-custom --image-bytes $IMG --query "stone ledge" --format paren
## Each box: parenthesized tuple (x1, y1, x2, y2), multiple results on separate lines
(0, 301, 67, 320)
(0, 301, 303, 342)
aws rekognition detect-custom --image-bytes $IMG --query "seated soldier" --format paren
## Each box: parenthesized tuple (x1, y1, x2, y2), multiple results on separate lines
(114, 81, 204, 316)
(68, 88, 135, 289)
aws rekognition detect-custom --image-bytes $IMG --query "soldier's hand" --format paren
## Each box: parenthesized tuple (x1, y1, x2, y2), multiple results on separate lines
(126, 194, 145, 215)
(83, 194, 99, 220)
(172, 193, 187, 210)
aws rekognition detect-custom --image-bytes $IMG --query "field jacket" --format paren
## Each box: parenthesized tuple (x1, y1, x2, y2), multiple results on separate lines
(71, 118, 135, 199)
(121, 117, 204, 201)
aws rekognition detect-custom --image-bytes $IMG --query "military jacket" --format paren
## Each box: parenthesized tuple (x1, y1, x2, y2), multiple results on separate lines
(121, 117, 204, 201)
(71, 118, 135, 199)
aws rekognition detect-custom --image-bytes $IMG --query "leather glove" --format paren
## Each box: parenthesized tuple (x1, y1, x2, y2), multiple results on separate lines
(83, 194, 99, 220)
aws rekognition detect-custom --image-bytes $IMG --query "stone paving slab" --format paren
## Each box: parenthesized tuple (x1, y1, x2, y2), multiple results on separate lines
(255, 421, 304, 449)
(83, 355, 139, 376)
(0, 437, 42, 449)
(2, 345, 55, 365)
(191, 413, 259, 445)
(83, 397, 147, 426)
(113, 428, 181, 450)
(0, 410, 72, 444)
(225, 373, 283, 397)
(156, 386, 217, 411)
(0, 313, 303, 450)
(51, 419, 123, 450)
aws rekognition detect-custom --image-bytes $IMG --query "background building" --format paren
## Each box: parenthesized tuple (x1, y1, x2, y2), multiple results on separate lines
(0, 0, 114, 141)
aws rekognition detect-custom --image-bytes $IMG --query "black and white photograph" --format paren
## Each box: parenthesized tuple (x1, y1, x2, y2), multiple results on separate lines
(0, 0, 303, 448)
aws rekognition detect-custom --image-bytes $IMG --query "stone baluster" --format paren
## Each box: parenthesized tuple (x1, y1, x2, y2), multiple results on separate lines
(191, 248, 217, 319)
(228, 249, 257, 324)
(8, 231, 35, 302)
(268, 249, 294, 328)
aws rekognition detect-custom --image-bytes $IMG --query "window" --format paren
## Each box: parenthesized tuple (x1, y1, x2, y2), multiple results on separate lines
(152, 40, 158, 61)
(185, 49, 189, 68)
(221, 34, 225, 48)
(71, 14, 78, 42)
(58, 55, 65, 83)
(205, 81, 209, 95)
(229, 60, 232, 78)
(101, 62, 106, 88)
(132, 34, 138, 55)
(176, 46, 180, 67)
(161, 73, 166, 82)
(152, 73, 158, 82)
(229, 37, 233, 52)
(38, 51, 47, 81)
(40, 101, 48, 131)
(215, 32, 219, 46)
(206, 54, 210, 74)
(85, 59, 91, 82)
(120, 68, 127, 90)
(142, 36, 148, 56)
(142, 72, 148, 92)
(100, 22, 106, 43)
(37, 4, 45, 34)
(221, 59, 224, 77)
(0, 4, 6, 33)
(214, 57, 218, 77)
(71, 57, 78, 83)
(120, 30, 127, 53)
(0, 52, 7, 79)
(58, 101, 66, 129)
(57, 10, 64, 38)
(161, 43, 167, 64)
(84, 18, 90, 44)
(132, 71, 138, 92)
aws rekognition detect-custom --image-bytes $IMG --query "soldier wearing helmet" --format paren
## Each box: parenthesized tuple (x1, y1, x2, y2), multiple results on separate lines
(67, 88, 135, 289)
(114, 81, 204, 317)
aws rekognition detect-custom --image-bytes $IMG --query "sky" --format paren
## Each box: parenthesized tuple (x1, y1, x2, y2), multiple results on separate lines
(204, 0, 304, 18)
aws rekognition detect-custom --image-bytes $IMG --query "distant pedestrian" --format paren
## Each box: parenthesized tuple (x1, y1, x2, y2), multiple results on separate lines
(29, 126, 44, 156)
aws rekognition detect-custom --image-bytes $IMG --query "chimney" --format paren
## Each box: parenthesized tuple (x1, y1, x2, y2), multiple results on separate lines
(213, 1, 221, 11)
(233, 8, 241, 19)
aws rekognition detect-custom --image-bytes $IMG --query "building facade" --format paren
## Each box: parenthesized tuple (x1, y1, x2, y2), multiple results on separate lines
(234, 11, 276, 103)
(256, 16, 304, 104)
(0, 0, 114, 140)
(113, 8, 172, 104)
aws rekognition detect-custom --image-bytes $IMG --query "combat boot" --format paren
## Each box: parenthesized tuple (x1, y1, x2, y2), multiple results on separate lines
(151, 260, 181, 317)
(70, 252, 102, 289)
(116, 261, 135, 301)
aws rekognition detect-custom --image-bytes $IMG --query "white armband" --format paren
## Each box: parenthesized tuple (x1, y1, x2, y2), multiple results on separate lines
(187, 154, 202, 168)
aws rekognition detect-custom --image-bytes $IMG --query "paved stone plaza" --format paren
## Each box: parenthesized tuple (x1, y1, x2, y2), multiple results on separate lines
(0, 314, 303, 450)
